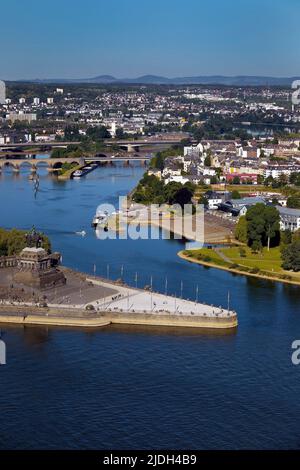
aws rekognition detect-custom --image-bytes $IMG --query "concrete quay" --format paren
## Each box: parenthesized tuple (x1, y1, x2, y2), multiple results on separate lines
(0, 276, 238, 330)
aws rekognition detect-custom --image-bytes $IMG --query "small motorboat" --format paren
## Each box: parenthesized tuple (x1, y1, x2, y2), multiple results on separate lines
(92, 211, 109, 228)
(75, 230, 86, 237)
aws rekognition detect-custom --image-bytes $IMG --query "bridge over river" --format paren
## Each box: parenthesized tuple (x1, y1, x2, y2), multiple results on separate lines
(0, 154, 150, 171)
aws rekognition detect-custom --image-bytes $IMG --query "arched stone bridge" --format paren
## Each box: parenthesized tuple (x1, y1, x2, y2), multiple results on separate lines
(0, 157, 84, 171)
(0, 154, 150, 172)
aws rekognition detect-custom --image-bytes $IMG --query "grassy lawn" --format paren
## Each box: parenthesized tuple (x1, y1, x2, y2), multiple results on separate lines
(194, 184, 284, 198)
(221, 184, 282, 193)
(221, 246, 283, 273)
(183, 247, 229, 267)
(183, 245, 300, 282)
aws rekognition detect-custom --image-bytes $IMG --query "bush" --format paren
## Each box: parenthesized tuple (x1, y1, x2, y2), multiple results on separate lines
(250, 267, 260, 274)
(229, 263, 239, 269)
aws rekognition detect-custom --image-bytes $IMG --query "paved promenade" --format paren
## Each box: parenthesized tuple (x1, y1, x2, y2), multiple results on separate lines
(0, 268, 237, 329)
(87, 279, 235, 319)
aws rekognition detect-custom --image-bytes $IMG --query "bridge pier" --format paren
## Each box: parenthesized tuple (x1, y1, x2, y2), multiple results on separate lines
(127, 144, 135, 153)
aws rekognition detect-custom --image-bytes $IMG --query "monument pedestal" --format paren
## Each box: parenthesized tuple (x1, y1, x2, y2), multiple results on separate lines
(14, 247, 66, 290)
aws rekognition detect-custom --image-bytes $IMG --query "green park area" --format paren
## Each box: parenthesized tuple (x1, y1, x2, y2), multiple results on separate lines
(180, 202, 300, 284)
(180, 246, 300, 283)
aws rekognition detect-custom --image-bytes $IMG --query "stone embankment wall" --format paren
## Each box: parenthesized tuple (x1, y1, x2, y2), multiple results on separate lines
(0, 305, 238, 329)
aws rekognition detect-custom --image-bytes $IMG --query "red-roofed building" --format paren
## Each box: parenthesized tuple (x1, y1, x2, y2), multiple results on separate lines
(225, 173, 258, 184)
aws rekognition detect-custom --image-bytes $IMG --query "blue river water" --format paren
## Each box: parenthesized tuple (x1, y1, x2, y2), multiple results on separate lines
(0, 163, 300, 449)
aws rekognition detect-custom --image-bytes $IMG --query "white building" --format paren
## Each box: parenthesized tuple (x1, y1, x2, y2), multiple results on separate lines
(264, 166, 299, 179)
(19, 97, 26, 104)
(33, 97, 40, 106)
(0, 80, 6, 104)
(110, 122, 117, 138)
(207, 195, 223, 210)
(184, 143, 203, 157)
(47, 97, 54, 105)
(164, 175, 189, 185)
(35, 134, 56, 142)
(277, 206, 300, 232)
(162, 167, 181, 178)
(0, 134, 10, 145)
(6, 112, 37, 123)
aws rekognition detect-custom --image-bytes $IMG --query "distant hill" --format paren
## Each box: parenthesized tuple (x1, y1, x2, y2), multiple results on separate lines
(16, 75, 300, 86)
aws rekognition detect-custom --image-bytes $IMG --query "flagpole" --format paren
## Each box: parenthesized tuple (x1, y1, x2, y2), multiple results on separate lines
(150, 275, 153, 310)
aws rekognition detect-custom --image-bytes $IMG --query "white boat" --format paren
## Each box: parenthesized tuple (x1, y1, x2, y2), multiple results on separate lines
(92, 211, 109, 228)
(73, 169, 83, 178)
(75, 230, 86, 237)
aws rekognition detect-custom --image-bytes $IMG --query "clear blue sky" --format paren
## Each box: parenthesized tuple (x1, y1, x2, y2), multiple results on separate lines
(1, 0, 298, 79)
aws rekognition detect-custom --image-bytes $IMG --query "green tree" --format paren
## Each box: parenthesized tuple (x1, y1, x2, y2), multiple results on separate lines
(64, 125, 80, 141)
(264, 206, 281, 250)
(287, 196, 300, 209)
(290, 172, 300, 186)
(199, 195, 208, 207)
(278, 174, 289, 187)
(246, 204, 280, 250)
(115, 128, 125, 139)
(231, 190, 241, 199)
(264, 176, 274, 187)
(204, 155, 211, 167)
(257, 174, 265, 185)
(163, 182, 182, 204)
(252, 239, 262, 253)
(86, 126, 110, 141)
(173, 187, 193, 207)
(280, 229, 292, 247)
(292, 229, 300, 242)
(281, 240, 300, 271)
(239, 247, 246, 257)
(0, 228, 51, 256)
(234, 216, 247, 243)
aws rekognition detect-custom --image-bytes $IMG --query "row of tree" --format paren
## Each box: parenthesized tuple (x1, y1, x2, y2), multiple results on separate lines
(235, 204, 280, 252)
(234, 204, 300, 271)
(133, 174, 195, 207)
(0, 228, 51, 257)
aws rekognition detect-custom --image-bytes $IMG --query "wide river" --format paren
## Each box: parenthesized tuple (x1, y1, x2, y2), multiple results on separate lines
(0, 161, 300, 449)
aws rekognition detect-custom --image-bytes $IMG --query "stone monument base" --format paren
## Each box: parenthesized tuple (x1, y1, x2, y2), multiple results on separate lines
(14, 268, 66, 290)
(13, 247, 66, 290)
